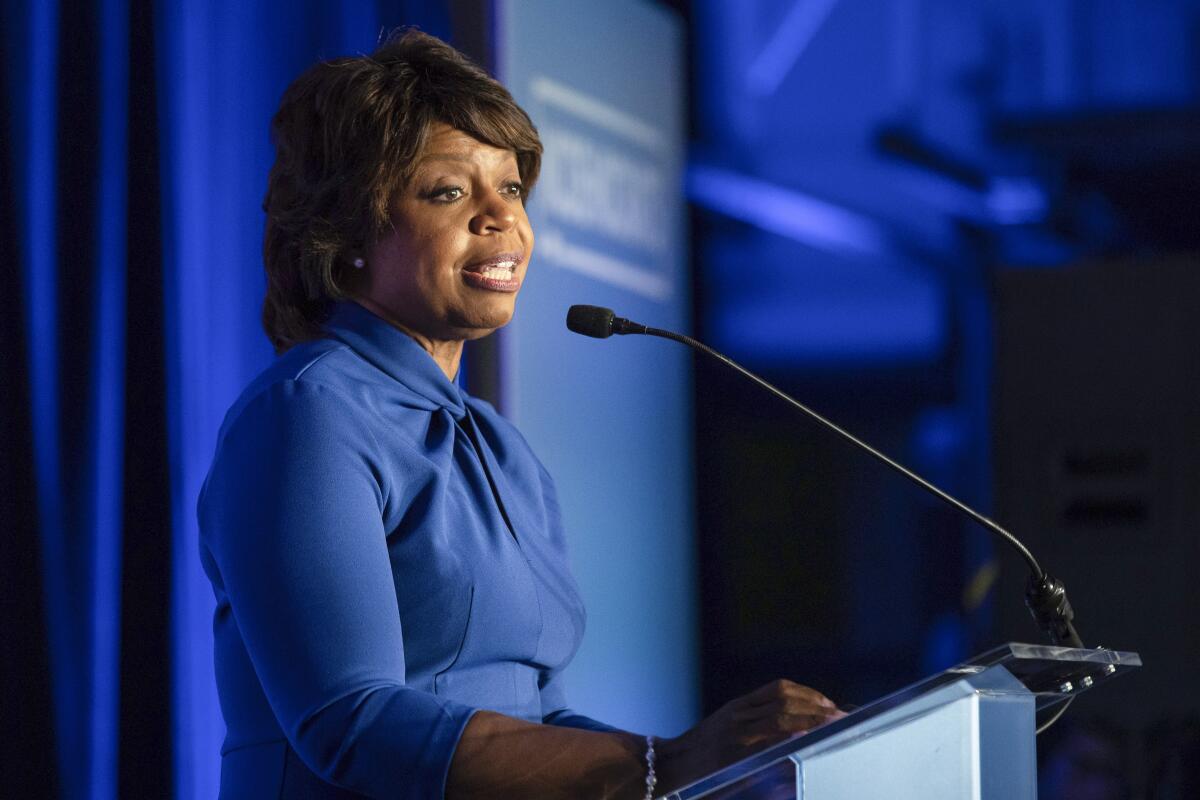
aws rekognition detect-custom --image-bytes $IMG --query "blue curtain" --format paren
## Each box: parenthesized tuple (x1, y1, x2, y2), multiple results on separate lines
(1, 2, 452, 797)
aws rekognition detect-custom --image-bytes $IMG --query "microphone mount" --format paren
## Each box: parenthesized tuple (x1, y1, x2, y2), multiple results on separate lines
(566, 304, 1084, 650)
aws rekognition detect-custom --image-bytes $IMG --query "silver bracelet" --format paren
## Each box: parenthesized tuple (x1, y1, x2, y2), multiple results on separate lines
(643, 735, 658, 800)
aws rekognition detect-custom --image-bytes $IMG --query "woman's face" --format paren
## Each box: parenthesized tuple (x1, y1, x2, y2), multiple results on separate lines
(357, 122, 534, 345)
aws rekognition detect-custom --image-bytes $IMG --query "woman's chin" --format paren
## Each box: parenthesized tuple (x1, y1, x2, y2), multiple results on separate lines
(449, 303, 516, 339)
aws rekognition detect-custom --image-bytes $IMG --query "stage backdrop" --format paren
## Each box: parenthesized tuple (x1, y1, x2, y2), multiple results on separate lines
(1, 0, 695, 797)
(496, 0, 699, 735)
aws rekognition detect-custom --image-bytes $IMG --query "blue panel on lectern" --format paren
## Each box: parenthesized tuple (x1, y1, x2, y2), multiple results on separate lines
(497, 0, 698, 735)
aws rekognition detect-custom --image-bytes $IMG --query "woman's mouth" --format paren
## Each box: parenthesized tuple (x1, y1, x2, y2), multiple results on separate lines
(462, 252, 523, 292)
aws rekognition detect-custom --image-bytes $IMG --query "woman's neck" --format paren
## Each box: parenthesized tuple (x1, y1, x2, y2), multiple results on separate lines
(351, 297, 463, 381)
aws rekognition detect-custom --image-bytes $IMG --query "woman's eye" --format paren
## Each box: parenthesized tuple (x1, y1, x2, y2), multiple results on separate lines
(503, 182, 525, 198)
(429, 186, 464, 202)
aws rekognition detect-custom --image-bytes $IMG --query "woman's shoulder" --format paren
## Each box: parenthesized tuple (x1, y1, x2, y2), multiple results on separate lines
(214, 335, 425, 465)
(221, 339, 357, 426)
(212, 334, 458, 472)
(228, 332, 439, 422)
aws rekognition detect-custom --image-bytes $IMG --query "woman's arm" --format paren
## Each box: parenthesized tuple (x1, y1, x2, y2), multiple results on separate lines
(201, 380, 477, 797)
(448, 679, 845, 799)
(448, 712, 644, 799)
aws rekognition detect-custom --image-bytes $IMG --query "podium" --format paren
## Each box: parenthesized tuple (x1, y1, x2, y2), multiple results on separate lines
(662, 643, 1141, 799)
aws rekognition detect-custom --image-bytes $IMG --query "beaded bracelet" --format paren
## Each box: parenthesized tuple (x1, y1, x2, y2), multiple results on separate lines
(643, 735, 658, 800)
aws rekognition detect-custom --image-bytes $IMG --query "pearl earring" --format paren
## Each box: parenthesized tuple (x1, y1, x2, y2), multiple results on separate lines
(352, 257, 366, 269)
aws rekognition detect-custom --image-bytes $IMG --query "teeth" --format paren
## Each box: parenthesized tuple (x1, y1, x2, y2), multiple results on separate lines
(481, 266, 513, 280)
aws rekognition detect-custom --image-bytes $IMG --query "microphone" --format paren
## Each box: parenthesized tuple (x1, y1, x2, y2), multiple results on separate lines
(565, 304, 1083, 650)
(565, 305, 647, 338)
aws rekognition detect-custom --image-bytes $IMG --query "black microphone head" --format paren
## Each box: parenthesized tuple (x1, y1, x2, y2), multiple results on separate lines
(566, 305, 616, 339)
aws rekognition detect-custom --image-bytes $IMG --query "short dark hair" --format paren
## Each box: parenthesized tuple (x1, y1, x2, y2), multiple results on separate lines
(261, 28, 543, 352)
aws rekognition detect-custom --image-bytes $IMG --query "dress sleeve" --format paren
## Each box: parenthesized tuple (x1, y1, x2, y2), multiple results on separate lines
(199, 379, 477, 798)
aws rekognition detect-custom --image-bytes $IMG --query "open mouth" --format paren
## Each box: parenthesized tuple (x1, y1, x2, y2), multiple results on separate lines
(477, 260, 517, 281)
(462, 252, 523, 292)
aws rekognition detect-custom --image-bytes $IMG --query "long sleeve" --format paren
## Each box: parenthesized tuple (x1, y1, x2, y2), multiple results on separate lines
(199, 379, 476, 798)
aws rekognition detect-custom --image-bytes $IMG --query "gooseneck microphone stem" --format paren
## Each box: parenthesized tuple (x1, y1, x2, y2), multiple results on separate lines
(642, 324, 1045, 578)
(566, 304, 1082, 649)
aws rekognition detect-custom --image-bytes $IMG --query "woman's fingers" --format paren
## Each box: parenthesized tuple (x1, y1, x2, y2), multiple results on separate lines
(728, 681, 848, 742)
(658, 678, 847, 791)
(730, 689, 839, 720)
(735, 706, 846, 743)
(737, 679, 839, 711)
(730, 701, 839, 724)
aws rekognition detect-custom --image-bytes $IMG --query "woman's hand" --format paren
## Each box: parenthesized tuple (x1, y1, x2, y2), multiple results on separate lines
(656, 679, 847, 793)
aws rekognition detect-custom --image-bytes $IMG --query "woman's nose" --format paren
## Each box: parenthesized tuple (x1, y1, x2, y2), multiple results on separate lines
(470, 194, 517, 235)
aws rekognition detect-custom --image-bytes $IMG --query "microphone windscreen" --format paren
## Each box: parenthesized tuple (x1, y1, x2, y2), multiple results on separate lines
(566, 305, 616, 339)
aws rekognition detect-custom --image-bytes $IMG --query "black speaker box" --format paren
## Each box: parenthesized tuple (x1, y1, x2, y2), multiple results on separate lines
(993, 255, 1200, 741)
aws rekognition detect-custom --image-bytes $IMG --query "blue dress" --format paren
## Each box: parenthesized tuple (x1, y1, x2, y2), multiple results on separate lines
(198, 302, 610, 798)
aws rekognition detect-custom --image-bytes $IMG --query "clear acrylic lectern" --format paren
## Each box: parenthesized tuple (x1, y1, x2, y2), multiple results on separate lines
(662, 643, 1141, 800)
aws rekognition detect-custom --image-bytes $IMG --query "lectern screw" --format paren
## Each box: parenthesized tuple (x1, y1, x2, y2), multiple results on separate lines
(1104, 664, 1116, 676)
(1059, 681, 1074, 693)
(1080, 675, 1094, 689)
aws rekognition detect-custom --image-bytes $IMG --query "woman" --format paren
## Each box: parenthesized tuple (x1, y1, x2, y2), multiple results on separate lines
(199, 29, 843, 799)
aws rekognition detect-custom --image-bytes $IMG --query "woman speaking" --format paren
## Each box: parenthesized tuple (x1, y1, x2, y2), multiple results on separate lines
(198, 29, 843, 799)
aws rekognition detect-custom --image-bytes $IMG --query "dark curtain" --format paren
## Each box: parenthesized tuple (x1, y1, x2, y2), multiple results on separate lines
(1, 1, 455, 797)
